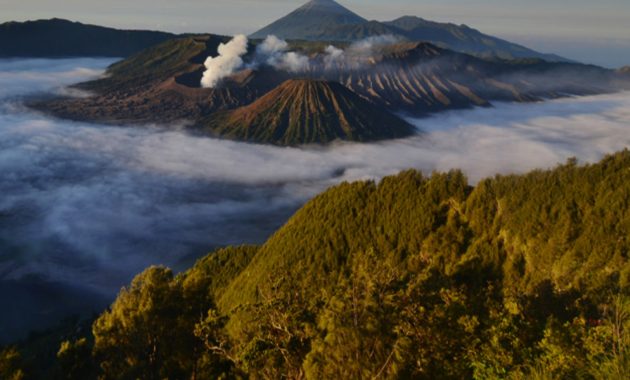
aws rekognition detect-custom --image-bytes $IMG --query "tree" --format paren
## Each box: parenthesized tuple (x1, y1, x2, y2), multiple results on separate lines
(305, 249, 404, 379)
(92, 266, 195, 379)
(194, 309, 242, 380)
(57, 338, 96, 380)
(0, 347, 26, 380)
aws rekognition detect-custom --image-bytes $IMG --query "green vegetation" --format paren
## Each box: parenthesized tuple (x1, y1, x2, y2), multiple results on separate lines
(5, 151, 630, 379)
(0, 347, 26, 379)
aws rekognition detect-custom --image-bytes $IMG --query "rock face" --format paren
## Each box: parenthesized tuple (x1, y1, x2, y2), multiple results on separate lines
(0, 18, 175, 58)
(204, 79, 415, 145)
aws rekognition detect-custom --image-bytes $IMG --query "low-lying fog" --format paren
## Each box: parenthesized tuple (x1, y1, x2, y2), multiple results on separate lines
(1, 59, 629, 343)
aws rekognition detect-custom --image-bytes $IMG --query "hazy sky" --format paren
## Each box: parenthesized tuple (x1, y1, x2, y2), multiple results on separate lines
(1, 0, 629, 67)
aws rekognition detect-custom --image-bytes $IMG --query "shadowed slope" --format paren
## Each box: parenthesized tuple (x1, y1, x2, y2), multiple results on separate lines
(0, 18, 175, 58)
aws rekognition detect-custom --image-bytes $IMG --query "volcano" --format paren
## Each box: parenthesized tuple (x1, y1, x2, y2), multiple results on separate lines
(250, 0, 366, 40)
(32, 34, 626, 147)
(250, 0, 567, 62)
(204, 79, 415, 145)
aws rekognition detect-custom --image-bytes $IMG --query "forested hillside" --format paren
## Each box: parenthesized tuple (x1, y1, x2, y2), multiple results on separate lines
(3, 151, 630, 379)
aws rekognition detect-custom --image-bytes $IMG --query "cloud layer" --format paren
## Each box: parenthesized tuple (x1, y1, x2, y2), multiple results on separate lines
(1, 58, 630, 341)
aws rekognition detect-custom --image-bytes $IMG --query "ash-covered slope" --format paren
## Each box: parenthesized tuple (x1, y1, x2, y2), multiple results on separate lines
(313, 42, 615, 113)
(33, 36, 627, 146)
(36, 36, 267, 124)
(0, 18, 175, 58)
(204, 79, 415, 145)
(250, 0, 366, 40)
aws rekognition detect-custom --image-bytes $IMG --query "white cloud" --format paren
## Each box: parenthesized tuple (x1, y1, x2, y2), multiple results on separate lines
(1, 59, 630, 338)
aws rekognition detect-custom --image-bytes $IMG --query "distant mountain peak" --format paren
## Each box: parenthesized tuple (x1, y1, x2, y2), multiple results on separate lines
(250, 0, 366, 40)
(298, 0, 358, 14)
(250, 2, 569, 62)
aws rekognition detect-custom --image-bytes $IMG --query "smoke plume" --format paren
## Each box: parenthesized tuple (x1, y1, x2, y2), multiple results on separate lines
(255, 35, 310, 73)
(201, 34, 248, 88)
(199, 34, 404, 85)
(348, 35, 401, 55)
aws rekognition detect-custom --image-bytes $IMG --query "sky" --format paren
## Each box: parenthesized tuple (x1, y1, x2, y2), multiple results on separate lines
(1, 0, 629, 67)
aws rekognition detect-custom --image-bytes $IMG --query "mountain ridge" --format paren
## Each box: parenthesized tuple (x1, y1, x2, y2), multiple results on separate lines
(10, 150, 629, 379)
(0, 18, 177, 58)
(250, 0, 569, 62)
(32, 36, 628, 146)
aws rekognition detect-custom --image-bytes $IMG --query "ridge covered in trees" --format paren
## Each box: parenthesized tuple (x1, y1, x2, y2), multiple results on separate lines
(3, 151, 630, 379)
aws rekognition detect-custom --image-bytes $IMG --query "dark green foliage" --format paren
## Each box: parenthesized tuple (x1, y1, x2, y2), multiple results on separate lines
(0, 347, 26, 380)
(56, 338, 95, 380)
(8, 150, 630, 379)
(181, 246, 259, 300)
(92, 266, 208, 379)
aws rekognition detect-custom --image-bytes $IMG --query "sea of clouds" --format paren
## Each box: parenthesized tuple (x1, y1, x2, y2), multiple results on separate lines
(1, 58, 630, 342)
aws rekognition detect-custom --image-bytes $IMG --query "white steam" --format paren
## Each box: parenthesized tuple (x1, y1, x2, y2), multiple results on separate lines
(255, 35, 310, 73)
(349, 35, 401, 55)
(322, 35, 404, 70)
(256, 34, 289, 56)
(324, 45, 345, 69)
(199, 34, 405, 82)
(201, 34, 248, 88)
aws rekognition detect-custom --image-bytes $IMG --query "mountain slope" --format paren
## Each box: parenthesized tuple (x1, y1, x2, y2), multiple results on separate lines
(0, 18, 176, 58)
(385, 16, 568, 62)
(218, 150, 630, 314)
(7, 151, 630, 378)
(250, 0, 366, 40)
(250, 0, 567, 62)
(33, 36, 625, 146)
(34, 36, 265, 125)
(204, 79, 415, 145)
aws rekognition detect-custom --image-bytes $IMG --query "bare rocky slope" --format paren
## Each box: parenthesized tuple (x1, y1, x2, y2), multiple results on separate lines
(204, 79, 415, 145)
(32, 35, 630, 146)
